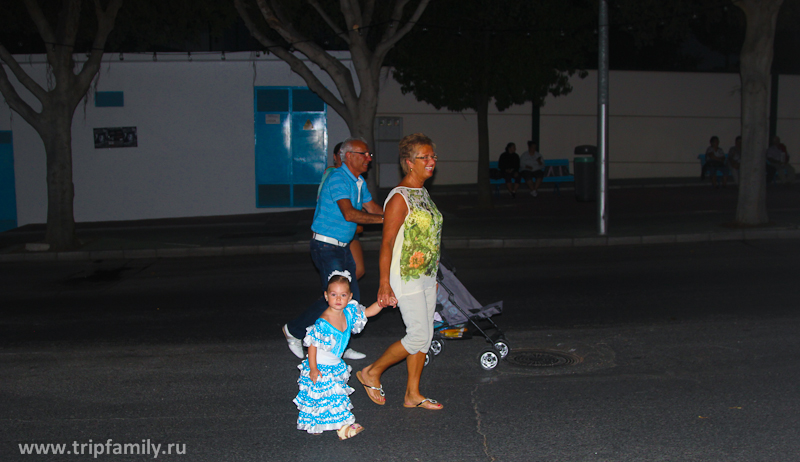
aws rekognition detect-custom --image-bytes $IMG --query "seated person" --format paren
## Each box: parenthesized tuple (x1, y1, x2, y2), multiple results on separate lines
(498, 142, 521, 197)
(766, 135, 792, 184)
(705, 135, 726, 188)
(727, 136, 741, 184)
(519, 141, 544, 197)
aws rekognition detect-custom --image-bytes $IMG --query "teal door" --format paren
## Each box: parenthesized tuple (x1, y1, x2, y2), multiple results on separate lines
(0, 131, 17, 232)
(254, 87, 327, 207)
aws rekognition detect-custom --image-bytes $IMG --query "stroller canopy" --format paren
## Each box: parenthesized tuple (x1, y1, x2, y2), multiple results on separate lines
(436, 263, 502, 325)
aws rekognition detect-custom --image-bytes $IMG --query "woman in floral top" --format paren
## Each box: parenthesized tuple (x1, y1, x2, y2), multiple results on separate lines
(356, 133, 444, 411)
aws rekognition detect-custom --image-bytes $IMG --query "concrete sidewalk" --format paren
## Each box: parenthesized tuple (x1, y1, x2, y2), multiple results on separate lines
(1, 177, 799, 262)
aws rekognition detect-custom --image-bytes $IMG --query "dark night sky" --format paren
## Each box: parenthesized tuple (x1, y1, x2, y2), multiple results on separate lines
(2, 10, 798, 75)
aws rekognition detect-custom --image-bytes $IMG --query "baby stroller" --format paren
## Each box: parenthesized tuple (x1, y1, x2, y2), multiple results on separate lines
(427, 256, 509, 370)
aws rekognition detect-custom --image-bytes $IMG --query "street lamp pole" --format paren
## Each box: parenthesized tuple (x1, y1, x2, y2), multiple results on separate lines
(598, 0, 609, 236)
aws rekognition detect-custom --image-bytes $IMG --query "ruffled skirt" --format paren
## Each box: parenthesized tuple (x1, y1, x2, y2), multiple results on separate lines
(294, 358, 355, 434)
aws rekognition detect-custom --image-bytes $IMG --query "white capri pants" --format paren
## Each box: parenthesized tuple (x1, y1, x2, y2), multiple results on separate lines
(397, 283, 438, 355)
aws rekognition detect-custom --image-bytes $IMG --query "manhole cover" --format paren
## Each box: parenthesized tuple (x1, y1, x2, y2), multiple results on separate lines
(505, 349, 581, 368)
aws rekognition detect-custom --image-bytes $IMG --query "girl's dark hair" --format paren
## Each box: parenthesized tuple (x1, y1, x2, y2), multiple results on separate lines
(327, 275, 351, 291)
(506, 142, 515, 151)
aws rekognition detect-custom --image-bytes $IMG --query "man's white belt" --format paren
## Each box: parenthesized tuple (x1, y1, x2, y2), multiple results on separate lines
(312, 233, 348, 247)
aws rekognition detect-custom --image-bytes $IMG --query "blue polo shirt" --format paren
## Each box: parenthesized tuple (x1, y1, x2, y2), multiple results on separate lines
(311, 166, 372, 243)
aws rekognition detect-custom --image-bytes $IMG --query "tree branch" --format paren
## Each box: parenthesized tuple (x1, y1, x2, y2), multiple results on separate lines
(339, 0, 363, 30)
(254, 0, 339, 64)
(235, 0, 281, 48)
(375, 0, 431, 58)
(275, 47, 351, 122)
(255, 0, 359, 101)
(338, 0, 373, 69)
(0, 63, 42, 133)
(0, 43, 49, 102)
(75, 0, 124, 99)
(307, 0, 348, 46)
(56, 0, 83, 59)
(23, 0, 58, 63)
(362, 0, 375, 27)
(234, 0, 353, 120)
(264, 0, 297, 31)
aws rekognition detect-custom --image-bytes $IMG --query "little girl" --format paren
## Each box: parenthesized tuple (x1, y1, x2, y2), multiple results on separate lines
(293, 270, 383, 440)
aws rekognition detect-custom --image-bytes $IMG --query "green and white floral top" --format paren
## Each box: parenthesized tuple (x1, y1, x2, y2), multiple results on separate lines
(386, 187, 443, 296)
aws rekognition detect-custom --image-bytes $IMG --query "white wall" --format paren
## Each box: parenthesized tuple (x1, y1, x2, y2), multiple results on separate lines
(376, 78, 532, 185)
(2, 52, 798, 226)
(376, 69, 798, 181)
(0, 52, 352, 226)
(542, 70, 744, 178)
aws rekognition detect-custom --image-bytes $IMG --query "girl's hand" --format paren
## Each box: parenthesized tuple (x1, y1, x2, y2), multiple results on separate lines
(310, 368, 320, 384)
(377, 282, 397, 308)
(364, 301, 384, 317)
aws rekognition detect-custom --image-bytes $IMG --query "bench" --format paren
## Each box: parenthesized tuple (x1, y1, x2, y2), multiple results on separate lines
(490, 159, 574, 195)
(697, 153, 729, 179)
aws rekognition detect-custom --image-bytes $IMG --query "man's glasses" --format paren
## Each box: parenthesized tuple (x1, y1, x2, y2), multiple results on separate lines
(415, 155, 438, 162)
(349, 151, 374, 158)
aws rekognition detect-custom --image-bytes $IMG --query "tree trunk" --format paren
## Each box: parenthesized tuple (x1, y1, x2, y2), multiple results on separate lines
(0, 0, 121, 251)
(41, 106, 77, 251)
(351, 94, 379, 199)
(233, 0, 430, 204)
(735, 0, 783, 225)
(475, 92, 493, 209)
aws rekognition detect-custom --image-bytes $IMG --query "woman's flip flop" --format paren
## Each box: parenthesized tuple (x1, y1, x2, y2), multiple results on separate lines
(403, 398, 443, 410)
(356, 371, 385, 405)
(337, 423, 364, 440)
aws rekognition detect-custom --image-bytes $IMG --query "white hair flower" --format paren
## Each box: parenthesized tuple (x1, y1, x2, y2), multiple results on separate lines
(328, 270, 352, 281)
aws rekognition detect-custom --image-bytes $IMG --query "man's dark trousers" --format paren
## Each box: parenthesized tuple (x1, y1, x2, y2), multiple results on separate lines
(286, 239, 360, 339)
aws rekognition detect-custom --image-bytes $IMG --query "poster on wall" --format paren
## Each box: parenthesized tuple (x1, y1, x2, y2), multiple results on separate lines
(94, 127, 137, 149)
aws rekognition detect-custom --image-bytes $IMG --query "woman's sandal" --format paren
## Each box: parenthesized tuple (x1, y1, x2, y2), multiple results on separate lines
(356, 371, 385, 405)
(337, 423, 364, 440)
(403, 398, 443, 410)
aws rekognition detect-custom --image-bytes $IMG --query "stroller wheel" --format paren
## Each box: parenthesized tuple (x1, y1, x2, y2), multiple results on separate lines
(493, 340, 510, 359)
(478, 348, 499, 370)
(424, 351, 433, 367)
(430, 339, 444, 356)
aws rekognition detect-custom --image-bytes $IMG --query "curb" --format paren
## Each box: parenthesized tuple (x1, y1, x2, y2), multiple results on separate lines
(1, 228, 799, 263)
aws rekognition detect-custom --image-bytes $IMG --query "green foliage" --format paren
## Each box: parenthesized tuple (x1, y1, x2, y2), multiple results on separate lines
(611, 0, 799, 72)
(390, 0, 595, 112)
(611, 0, 743, 71)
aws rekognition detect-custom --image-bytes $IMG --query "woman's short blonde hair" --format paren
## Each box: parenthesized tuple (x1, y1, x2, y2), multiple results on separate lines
(399, 133, 435, 175)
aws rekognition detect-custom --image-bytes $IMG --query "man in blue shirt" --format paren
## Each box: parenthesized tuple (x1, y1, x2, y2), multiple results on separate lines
(282, 137, 384, 359)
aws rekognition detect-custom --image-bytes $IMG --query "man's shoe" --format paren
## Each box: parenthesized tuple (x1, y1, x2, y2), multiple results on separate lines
(282, 324, 304, 359)
(343, 348, 366, 360)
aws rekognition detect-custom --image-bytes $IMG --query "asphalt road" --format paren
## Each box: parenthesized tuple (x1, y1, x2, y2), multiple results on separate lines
(1, 240, 799, 461)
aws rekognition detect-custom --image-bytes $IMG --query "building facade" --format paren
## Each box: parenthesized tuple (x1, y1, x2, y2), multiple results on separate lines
(1, 51, 797, 228)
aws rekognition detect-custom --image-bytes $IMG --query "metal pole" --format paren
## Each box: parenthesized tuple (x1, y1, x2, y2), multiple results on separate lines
(598, 0, 609, 236)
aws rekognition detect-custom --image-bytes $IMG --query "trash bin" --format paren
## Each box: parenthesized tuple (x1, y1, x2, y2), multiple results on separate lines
(574, 145, 597, 158)
(574, 145, 597, 202)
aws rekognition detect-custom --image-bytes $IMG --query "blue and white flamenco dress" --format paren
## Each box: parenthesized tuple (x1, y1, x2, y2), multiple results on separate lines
(294, 301, 367, 434)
